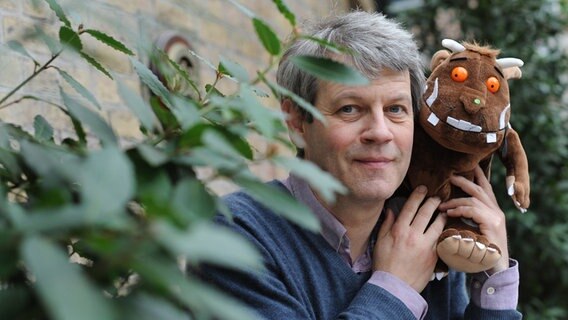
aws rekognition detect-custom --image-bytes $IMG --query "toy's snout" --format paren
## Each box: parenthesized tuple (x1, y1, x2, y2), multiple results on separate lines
(459, 88, 485, 115)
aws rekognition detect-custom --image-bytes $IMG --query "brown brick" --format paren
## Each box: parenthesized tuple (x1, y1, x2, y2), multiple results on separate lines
(0, 51, 24, 88)
(3, 15, 57, 56)
(102, 0, 154, 14)
(0, 0, 19, 11)
(93, 72, 121, 104)
(107, 107, 143, 140)
(22, 0, 52, 20)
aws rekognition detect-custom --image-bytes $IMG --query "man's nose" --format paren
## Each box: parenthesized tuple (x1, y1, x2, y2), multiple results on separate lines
(360, 113, 394, 144)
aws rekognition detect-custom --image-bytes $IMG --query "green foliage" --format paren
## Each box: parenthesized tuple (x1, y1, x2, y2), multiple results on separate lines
(0, 0, 362, 318)
(398, 1, 568, 318)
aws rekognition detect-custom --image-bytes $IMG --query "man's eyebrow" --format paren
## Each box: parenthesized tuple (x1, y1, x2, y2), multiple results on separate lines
(494, 66, 505, 78)
(449, 57, 468, 62)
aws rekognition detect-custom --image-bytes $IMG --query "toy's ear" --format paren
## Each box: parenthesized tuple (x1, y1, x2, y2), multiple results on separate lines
(497, 57, 524, 80)
(430, 50, 451, 71)
(503, 67, 522, 80)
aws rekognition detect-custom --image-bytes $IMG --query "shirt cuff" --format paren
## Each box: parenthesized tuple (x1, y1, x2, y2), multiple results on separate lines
(368, 271, 428, 319)
(470, 259, 520, 310)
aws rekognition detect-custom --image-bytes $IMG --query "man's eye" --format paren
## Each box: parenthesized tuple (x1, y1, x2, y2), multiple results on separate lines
(339, 105, 356, 114)
(388, 105, 403, 113)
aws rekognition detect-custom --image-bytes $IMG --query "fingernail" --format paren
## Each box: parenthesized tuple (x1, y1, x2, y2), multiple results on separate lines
(416, 185, 427, 193)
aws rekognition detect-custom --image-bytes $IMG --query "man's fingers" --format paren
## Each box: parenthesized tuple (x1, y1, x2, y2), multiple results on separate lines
(473, 165, 491, 189)
(426, 212, 447, 241)
(398, 185, 428, 226)
(411, 196, 441, 232)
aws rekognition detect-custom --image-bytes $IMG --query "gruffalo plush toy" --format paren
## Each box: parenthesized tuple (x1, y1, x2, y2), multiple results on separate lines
(406, 39, 530, 274)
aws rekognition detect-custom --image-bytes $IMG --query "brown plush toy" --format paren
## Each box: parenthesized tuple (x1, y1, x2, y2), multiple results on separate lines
(406, 39, 530, 275)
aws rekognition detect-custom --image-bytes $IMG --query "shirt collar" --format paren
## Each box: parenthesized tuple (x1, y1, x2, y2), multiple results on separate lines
(282, 174, 347, 252)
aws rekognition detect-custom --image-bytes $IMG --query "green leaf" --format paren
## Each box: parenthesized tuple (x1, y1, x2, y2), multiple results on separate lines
(219, 56, 250, 82)
(171, 178, 216, 224)
(274, 156, 347, 203)
(44, 0, 71, 27)
(57, 69, 102, 109)
(171, 95, 200, 131)
(134, 258, 256, 320)
(117, 79, 158, 132)
(20, 140, 80, 185)
(235, 175, 320, 232)
(21, 236, 116, 320)
(5, 40, 36, 62)
(119, 293, 188, 320)
(35, 25, 61, 54)
(290, 55, 369, 85)
(60, 87, 118, 146)
(59, 26, 82, 52)
(137, 144, 169, 167)
(154, 221, 263, 270)
(177, 148, 243, 172)
(131, 57, 173, 109)
(225, 0, 255, 18)
(0, 123, 9, 148)
(83, 29, 135, 56)
(80, 51, 112, 79)
(160, 50, 200, 98)
(235, 85, 282, 138)
(253, 18, 281, 55)
(272, 0, 296, 26)
(33, 115, 54, 142)
(299, 35, 353, 54)
(0, 149, 22, 182)
(202, 129, 247, 160)
(78, 146, 135, 215)
(0, 285, 33, 318)
(264, 79, 325, 123)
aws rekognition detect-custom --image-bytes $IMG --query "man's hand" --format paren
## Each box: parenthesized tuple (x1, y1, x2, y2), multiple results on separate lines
(438, 166, 510, 274)
(374, 186, 447, 292)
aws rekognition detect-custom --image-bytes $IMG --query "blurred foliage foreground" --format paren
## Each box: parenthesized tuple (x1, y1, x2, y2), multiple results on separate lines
(399, 0, 568, 319)
(0, 0, 359, 319)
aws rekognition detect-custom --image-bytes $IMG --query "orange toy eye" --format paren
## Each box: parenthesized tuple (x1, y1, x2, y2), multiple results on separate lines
(486, 77, 500, 93)
(451, 67, 468, 82)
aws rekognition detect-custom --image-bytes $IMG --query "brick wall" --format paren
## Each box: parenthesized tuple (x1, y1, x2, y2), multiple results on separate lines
(0, 0, 374, 193)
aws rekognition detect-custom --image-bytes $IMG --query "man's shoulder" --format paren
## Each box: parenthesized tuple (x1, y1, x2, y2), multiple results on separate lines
(218, 179, 290, 230)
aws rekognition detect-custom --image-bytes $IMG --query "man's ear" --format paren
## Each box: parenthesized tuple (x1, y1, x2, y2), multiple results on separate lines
(281, 99, 306, 148)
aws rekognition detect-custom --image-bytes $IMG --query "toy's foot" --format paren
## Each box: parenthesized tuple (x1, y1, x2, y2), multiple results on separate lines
(436, 229, 501, 273)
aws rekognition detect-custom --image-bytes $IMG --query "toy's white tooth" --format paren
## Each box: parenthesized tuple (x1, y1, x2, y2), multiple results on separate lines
(435, 272, 446, 280)
(428, 113, 440, 126)
(447, 116, 460, 128)
(426, 78, 439, 107)
(458, 120, 482, 132)
(430, 273, 436, 281)
(499, 104, 510, 129)
(487, 133, 497, 143)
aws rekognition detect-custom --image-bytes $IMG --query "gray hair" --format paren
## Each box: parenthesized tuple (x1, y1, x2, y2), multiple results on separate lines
(277, 11, 425, 119)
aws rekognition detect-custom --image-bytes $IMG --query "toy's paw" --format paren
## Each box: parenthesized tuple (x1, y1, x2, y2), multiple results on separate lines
(506, 175, 529, 213)
(436, 229, 501, 273)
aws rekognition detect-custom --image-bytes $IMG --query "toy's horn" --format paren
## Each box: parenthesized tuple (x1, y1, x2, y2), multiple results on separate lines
(442, 39, 465, 52)
(497, 58, 524, 68)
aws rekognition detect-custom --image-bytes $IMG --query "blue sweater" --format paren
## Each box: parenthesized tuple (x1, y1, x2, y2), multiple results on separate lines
(202, 182, 522, 319)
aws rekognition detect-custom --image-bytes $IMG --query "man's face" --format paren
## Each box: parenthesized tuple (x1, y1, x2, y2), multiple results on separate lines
(295, 69, 414, 204)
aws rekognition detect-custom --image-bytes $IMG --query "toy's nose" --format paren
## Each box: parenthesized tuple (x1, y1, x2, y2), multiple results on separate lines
(460, 93, 485, 114)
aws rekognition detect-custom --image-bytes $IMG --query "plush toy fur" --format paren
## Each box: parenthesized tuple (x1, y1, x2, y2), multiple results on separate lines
(406, 39, 530, 274)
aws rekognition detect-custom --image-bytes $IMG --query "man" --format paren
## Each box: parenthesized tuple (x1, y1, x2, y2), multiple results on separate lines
(202, 11, 521, 319)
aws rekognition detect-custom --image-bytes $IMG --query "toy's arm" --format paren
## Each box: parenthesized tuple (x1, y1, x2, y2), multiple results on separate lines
(499, 127, 530, 211)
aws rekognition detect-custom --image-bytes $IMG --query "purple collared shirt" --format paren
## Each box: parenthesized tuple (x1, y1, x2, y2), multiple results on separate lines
(282, 174, 519, 319)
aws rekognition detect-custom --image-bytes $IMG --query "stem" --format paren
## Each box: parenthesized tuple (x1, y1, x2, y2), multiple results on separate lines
(0, 52, 61, 106)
